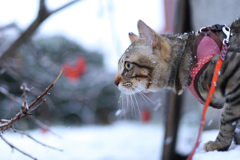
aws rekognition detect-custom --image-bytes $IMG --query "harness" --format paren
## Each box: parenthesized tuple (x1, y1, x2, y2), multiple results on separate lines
(186, 25, 225, 108)
(187, 25, 231, 160)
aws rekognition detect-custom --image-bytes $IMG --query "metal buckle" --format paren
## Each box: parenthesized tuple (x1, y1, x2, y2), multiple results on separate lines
(222, 26, 231, 44)
(199, 27, 205, 33)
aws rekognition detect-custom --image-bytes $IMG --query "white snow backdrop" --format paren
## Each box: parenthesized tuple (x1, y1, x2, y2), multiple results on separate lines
(0, 121, 240, 160)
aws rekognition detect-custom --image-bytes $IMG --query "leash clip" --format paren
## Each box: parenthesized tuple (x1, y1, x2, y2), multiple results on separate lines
(222, 26, 231, 44)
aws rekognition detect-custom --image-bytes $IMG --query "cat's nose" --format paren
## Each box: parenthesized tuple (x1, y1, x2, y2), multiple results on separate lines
(114, 74, 121, 86)
(114, 80, 119, 86)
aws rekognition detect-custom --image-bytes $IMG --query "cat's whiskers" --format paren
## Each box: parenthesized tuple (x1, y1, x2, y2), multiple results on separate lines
(129, 89, 137, 116)
(137, 79, 169, 94)
(135, 84, 164, 111)
(131, 85, 149, 107)
(123, 90, 134, 117)
(138, 91, 149, 105)
(128, 89, 135, 114)
(118, 88, 142, 118)
(131, 88, 141, 118)
(116, 92, 123, 118)
(140, 92, 156, 105)
(147, 74, 159, 85)
(118, 84, 153, 119)
(135, 84, 157, 105)
(119, 88, 137, 117)
(120, 92, 128, 119)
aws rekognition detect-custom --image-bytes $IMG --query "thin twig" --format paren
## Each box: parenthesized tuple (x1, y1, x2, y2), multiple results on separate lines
(0, 86, 22, 105)
(12, 127, 63, 152)
(29, 116, 62, 138)
(21, 83, 29, 112)
(0, 23, 19, 32)
(0, 69, 63, 132)
(30, 99, 46, 113)
(0, 119, 9, 123)
(0, 134, 37, 160)
(28, 68, 63, 110)
(50, 0, 81, 15)
(0, 0, 79, 62)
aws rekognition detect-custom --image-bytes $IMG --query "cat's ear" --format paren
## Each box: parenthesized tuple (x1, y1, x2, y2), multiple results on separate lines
(137, 20, 158, 47)
(129, 32, 138, 43)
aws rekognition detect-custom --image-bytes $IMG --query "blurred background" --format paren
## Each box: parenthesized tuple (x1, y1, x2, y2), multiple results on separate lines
(0, 0, 166, 127)
(0, 0, 240, 160)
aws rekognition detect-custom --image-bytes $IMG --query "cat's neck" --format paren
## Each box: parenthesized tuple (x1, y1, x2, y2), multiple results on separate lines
(162, 32, 196, 94)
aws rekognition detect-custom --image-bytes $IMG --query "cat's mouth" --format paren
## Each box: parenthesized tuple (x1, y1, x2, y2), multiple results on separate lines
(114, 72, 151, 95)
(118, 81, 148, 95)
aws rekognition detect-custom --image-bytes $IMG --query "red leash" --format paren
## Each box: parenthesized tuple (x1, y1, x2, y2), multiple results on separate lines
(187, 26, 230, 160)
(187, 43, 228, 160)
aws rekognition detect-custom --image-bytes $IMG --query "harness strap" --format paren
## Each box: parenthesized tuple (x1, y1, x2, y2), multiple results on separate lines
(193, 61, 223, 109)
(191, 24, 224, 108)
(193, 25, 223, 67)
(193, 62, 210, 102)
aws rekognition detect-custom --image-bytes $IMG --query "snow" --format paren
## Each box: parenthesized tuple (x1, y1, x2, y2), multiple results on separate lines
(207, 119, 213, 126)
(153, 102, 162, 111)
(178, 35, 183, 39)
(0, 121, 163, 160)
(0, 121, 240, 160)
(193, 130, 240, 160)
(115, 109, 122, 116)
(236, 128, 240, 133)
(165, 137, 173, 145)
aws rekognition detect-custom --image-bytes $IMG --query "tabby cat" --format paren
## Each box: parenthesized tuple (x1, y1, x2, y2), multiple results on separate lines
(114, 19, 240, 151)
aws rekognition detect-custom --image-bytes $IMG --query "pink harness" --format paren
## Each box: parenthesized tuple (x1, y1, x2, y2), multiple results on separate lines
(186, 36, 221, 104)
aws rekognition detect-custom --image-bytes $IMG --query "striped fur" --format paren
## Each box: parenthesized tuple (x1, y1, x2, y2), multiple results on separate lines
(114, 19, 240, 151)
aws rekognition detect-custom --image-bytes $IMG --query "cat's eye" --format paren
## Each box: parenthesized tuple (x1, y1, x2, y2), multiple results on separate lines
(125, 62, 131, 70)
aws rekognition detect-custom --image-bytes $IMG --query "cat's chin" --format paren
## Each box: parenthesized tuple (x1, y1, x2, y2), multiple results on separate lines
(118, 85, 147, 95)
(141, 90, 150, 94)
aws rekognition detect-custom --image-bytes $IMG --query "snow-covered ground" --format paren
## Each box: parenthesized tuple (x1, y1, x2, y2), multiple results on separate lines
(193, 130, 240, 160)
(0, 121, 239, 160)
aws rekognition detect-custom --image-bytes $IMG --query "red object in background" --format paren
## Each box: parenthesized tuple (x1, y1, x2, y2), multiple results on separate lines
(41, 128, 48, 134)
(63, 57, 87, 82)
(141, 109, 150, 122)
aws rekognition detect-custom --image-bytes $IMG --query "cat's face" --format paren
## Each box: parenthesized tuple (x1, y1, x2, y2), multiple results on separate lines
(114, 20, 171, 94)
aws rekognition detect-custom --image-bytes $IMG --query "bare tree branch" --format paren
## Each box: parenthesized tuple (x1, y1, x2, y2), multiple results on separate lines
(0, 1, 81, 159)
(0, 134, 37, 160)
(38, 0, 49, 19)
(30, 99, 46, 113)
(29, 116, 62, 138)
(0, 68, 63, 132)
(0, 23, 20, 32)
(0, 86, 22, 104)
(51, 0, 80, 14)
(21, 83, 30, 112)
(28, 68, 62, 109)
(0, 119, 10, 123)
(0, 0, 80, 63)
(12, 127, 63, 152)
(0, 69, 62, 160)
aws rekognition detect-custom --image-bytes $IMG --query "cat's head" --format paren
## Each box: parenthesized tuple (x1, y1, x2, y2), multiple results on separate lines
(114, 20, 171, 94)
